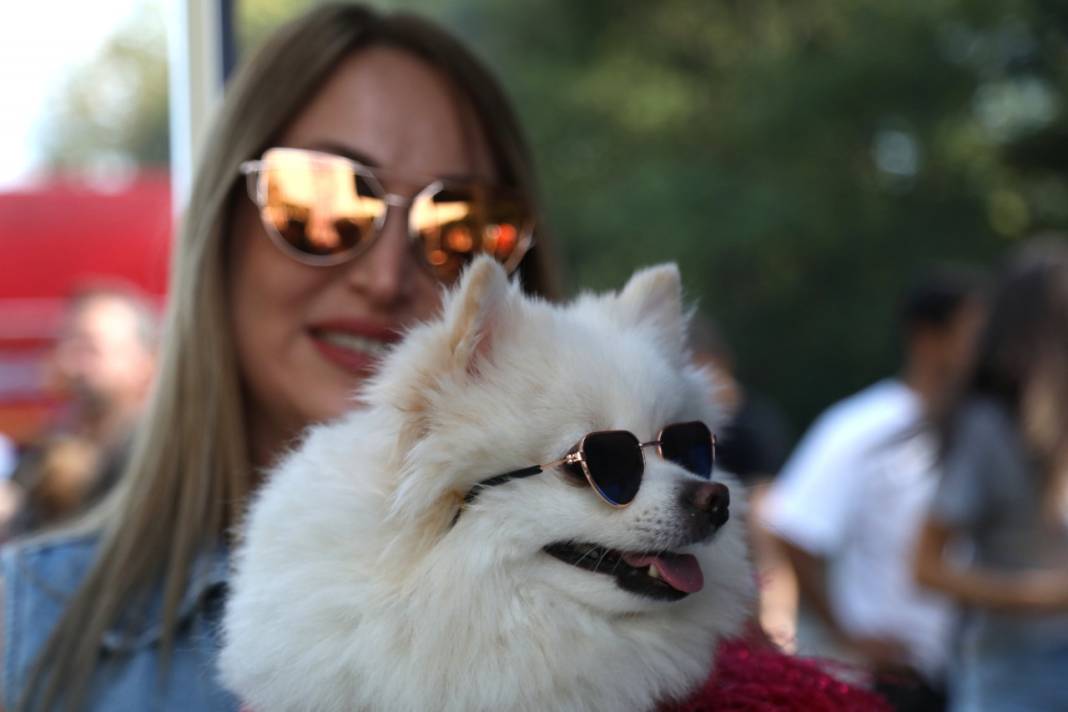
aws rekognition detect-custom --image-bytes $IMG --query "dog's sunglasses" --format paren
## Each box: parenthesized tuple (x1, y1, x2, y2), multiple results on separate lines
(239, 147, 535, 282)
(462, 421, 716, 511)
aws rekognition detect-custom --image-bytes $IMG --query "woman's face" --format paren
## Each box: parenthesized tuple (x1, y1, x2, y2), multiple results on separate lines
(229, 46, 496, 460)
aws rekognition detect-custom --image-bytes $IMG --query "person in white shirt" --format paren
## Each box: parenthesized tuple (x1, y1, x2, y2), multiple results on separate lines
(762, 267, 986, 711)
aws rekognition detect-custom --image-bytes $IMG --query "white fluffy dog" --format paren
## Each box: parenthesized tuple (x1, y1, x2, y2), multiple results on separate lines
(219, 257, 754, 712)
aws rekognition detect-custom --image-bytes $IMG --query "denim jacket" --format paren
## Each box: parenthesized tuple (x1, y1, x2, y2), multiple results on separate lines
(0, 531, 238, 711)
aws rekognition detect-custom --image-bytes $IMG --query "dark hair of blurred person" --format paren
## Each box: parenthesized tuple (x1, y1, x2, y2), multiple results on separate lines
(689, 316, 793, 484)
(897, 265, 988, 420)
(3, 283, 158, 539)
(2, 4, 559, 711)
(915, 236, 1068, 712)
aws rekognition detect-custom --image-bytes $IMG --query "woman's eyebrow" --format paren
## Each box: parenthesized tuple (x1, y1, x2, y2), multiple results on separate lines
(297, 140, 487, 183)
(436, 170, 486, 182)
(301, 140, 381, 167)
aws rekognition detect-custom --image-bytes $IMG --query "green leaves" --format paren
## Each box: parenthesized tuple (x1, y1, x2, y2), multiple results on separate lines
(433, 0, 1066, 426)
(42, 0, 1068, 431)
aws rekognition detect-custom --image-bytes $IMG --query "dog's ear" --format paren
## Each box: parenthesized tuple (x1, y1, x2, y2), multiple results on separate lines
(382, 256, 511, 451)
(442, 255, 511, 375)
(379, 257, 512, 556)
(616, 263, 688, 351)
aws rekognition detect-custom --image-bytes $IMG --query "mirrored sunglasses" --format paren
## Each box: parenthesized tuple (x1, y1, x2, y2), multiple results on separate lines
(460, 421, 717, 515)
(239, 147, 535, 282)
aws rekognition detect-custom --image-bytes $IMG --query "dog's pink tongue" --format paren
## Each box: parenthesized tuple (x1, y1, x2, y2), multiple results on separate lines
(622, 553, 704, 593)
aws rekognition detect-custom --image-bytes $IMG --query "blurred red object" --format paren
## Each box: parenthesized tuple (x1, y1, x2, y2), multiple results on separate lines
(0, 174, 171, 443)
(659, 638, 892, 712)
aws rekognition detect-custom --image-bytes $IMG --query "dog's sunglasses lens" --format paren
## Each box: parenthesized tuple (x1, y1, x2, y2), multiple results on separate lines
(250, 148, 383, 263)
(581, 431, 644, 506)
(659, 421, 714, 479)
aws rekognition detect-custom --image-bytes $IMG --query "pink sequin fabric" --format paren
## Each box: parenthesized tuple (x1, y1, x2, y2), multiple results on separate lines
(659, 639, 892, 712)
(240, 639, 892, 711)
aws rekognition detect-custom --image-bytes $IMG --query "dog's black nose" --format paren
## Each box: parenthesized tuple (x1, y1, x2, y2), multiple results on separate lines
(683, 481, 730, 531)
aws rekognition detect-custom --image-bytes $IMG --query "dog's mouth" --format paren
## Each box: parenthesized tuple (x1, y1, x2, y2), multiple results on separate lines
(543, 542, 703, 601)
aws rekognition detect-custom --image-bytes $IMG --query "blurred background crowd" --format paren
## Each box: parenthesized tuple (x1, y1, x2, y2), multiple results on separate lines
(2, 1, 1066, 711)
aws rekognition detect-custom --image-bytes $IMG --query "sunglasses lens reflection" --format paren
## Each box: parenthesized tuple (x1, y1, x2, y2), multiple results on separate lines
(253, 148, 532, 279)
(411, 186, 531, 282)
(659, 421, 714, 478)
(255, 148, 383, 261)
(582, 430, 643, 506)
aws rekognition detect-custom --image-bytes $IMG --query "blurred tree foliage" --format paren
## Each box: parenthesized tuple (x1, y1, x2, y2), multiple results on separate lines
(43, 0, 1068, 432)
(40, 3, 170, 172)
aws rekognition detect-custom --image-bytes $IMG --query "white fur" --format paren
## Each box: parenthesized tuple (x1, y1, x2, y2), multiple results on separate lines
(219, 258, 754, 712)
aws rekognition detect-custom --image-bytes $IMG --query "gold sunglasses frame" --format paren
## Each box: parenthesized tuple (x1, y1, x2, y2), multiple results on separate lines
(459, 421, 717, 515)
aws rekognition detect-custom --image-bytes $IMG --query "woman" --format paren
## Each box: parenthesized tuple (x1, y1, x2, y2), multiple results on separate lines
(914, 237, 1068, 712)
(1, 4, 557, 709)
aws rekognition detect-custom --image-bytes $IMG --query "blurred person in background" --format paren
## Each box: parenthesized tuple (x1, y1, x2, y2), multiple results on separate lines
(0, 434, 17, 538)
(0, 435, 14, 480)
(690, 317, 794, 485)
(914, 237, 1068, 712)
(690, 316, 798, 650)
(2, 285, 158, 540)
(0, 4, 557, 710)
(762, 266, 986, 711)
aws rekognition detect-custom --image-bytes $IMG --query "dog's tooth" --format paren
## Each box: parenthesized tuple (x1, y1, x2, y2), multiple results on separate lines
(647, 565, 660, 579)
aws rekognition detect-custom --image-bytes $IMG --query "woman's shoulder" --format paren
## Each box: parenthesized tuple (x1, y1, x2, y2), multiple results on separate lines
(946, 396, 1032, 497)
(0, 527, 101, 604)
(0, 528, 103, 709)
(1, 530, 234, 711)
(954, 396, 1017, 447)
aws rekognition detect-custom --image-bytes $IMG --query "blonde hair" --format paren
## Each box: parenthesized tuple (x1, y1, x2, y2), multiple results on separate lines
(26, 4, 557, 708)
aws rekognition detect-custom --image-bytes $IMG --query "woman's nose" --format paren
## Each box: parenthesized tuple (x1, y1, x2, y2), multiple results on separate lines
(343, 203, 419, 307)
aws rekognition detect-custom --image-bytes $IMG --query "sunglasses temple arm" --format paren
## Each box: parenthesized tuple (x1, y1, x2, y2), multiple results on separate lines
(462, 464, 546, 506)
(452, 454, 575, 528)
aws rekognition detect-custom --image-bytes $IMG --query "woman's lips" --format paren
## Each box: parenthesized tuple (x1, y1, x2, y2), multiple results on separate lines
(308, 320, 400, 376)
